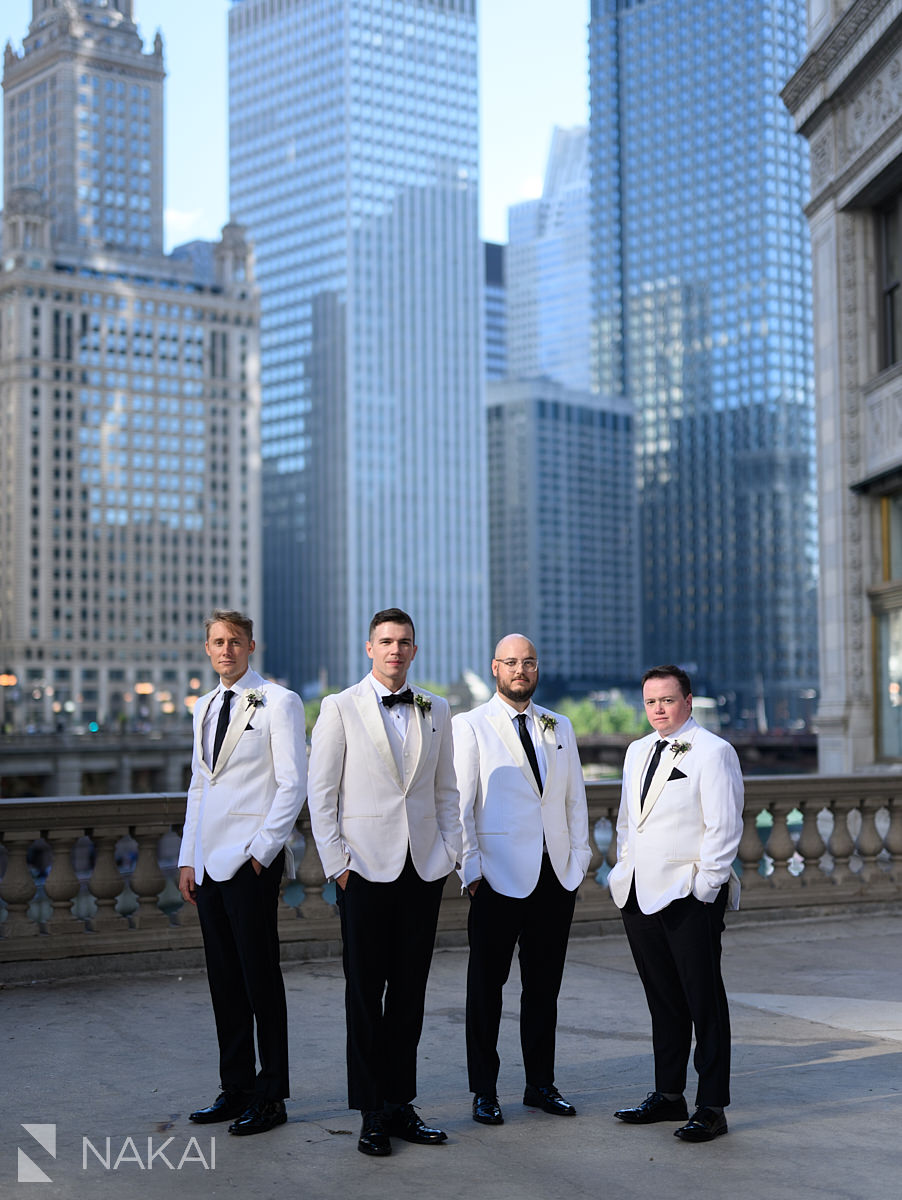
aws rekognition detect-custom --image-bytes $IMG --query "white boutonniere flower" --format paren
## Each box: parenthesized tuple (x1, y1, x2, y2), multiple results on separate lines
(670, 739, 691, 756)
(539, 713, 558, 732)
(414, 693, 432, 715)
(245, 688, 265, 709)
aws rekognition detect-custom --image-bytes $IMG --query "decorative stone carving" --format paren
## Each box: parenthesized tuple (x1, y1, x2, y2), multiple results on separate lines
(810, 129, 834, 197)
(844, 52, 902, 163)
(865, 379, 902, 478)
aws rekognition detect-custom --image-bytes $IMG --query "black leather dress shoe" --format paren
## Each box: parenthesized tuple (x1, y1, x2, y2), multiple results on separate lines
(189, 1091, 253, 1124)
(674, 1107, 728, 1142)
(472, 1094, 504, 1125)
(384, 1103, 447, 1144)
(523, 1085, 576, 1116)
(614, 1091, 689, 1124)
(358, 1111, 392, 1156)
(228, 1098, 287, 1136)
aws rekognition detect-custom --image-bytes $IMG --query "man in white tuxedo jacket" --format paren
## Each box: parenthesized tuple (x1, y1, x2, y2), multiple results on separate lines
(608, 665, 743, 1143)
(453, 634, 591, 1127)
(307, 607, 461, 1158)
(178, 610, 306, 1137)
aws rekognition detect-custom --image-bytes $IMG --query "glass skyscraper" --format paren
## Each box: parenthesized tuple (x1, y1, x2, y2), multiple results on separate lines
(507, 125, 592, 393)
(590, 0, 818, 729)
(228, 0, 485, 692)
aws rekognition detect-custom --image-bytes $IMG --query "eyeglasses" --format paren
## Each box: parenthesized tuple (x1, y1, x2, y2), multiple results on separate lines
(494, 658, 538, 672)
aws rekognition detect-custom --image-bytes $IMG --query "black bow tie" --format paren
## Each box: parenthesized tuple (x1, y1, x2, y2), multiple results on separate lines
(382, 688, 414, 709)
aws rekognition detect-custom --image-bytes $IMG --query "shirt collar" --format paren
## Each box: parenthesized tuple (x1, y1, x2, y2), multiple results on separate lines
(494, 692, 532, 723)
(369, 672, 410, 699)
(219, 669, 254, 695)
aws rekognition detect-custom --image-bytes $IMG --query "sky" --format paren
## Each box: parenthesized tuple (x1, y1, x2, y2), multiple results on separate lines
(2, 0, 590, 248)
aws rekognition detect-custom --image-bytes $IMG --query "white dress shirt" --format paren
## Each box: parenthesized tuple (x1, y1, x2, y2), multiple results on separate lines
(369, 672, 413, 776)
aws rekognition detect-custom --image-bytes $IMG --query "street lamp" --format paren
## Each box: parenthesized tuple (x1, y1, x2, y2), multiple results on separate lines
(0, 670, 18, 733)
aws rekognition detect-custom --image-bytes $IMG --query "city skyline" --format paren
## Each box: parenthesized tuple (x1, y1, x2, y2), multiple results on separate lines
(229, 0, 487, 691)
(590, 0, 818, 730)
(1, 0, 591, 248)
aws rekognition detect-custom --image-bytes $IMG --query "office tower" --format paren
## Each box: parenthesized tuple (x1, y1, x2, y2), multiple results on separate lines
(507, 125, 591, 392)
(484, 241, 506, 382)
(783, 0, 902, 769)
(0, 1, 260, 732)
(590, 0, 818, 729)
(487, 378, 636, 695)
(229, 0, 485, 692)
(489, 127, 638, 693)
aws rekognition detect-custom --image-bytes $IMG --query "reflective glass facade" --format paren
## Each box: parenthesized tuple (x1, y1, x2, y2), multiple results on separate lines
(589, 0, 818, 728)
(487, 379, 637, 695)
(229, 0, 485, 691)
(508, 126, 591, 392)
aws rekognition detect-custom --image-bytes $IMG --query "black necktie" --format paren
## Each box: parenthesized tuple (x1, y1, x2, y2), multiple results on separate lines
(211, 689, 234, 768)
(383, 688, 414, 709)
(516, 712, 543, 792)
(640, 740, 669, 808)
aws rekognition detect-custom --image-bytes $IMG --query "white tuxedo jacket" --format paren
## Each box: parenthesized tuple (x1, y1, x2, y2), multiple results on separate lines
(178, 668, 307, 884)
(453, 696, 591, 898)
(307, 677, 462, 883)
(607, 718, 744, 914)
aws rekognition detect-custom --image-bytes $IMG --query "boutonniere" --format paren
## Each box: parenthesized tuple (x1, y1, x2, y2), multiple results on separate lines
(670, 739, 691, 756)
(539, 713, 557, 733)
(414, 693, 432, 715)
(245, 688, 265, 709)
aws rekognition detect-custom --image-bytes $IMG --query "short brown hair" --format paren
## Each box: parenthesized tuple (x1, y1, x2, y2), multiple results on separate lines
(641, 664, 692, 697)
(369, 607, 415, 641)
(204, 609, 254, 642)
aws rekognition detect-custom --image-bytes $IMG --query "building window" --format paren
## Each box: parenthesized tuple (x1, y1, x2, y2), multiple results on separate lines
(879, 194, 902, 370)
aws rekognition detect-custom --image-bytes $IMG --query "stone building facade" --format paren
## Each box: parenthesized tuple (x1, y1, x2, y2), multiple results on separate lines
(783, 0, 902, 769)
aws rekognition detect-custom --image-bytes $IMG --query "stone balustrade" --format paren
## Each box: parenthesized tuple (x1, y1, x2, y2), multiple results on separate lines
(1, 775, 901, 969)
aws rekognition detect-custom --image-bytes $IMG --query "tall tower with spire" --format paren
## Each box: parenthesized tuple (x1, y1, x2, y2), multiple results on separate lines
(0, 3, 261, 740)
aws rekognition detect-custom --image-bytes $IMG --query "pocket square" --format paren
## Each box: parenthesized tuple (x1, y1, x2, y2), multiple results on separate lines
(668, 767, 687, 780)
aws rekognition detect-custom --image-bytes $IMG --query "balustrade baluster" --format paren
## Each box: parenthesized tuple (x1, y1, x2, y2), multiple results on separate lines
(87, 831, 127, 933)
(795, 800, 828, 885)
(857, 797, 888, 884)
(828, 798, 856, 885)
(767, 799, 799, 885)
(885, 795, 902, 881)
(43, 830, 84, 933)
(296, 815, 337, 921)
(130, 825, 166, 927)
(0, 832, 38, 939)
(737, 808, 767, 890)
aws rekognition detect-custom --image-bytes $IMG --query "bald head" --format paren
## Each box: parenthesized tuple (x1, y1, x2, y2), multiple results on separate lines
(492, 633, 539, 709)
(493, 633, 537, 662)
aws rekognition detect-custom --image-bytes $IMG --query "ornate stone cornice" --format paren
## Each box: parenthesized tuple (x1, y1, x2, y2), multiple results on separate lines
(783, 0, 901, 119)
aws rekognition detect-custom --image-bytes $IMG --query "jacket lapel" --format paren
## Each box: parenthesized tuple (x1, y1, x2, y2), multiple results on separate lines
(211, 690, 256, 777)
(636, 745, 672, 824)
(536, 709, 558, 798)
(194, 692, 215, 780)
(487, 701, 541, 797)
(354, 685, 402, 787)
(401, 689, 427, 793)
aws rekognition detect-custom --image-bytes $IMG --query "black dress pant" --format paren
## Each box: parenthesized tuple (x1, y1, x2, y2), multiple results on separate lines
(335, 852, 446, 1112)
(195, 851, 289, 1100)
(620, 879, 731, 1107)
(466, 855, 577, 1095)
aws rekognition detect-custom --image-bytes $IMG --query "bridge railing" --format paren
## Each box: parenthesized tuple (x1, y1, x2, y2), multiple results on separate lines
(2, 776, 901, 967)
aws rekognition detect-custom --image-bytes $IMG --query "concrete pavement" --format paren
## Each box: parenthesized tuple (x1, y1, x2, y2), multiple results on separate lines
(2, 910, 901, 1199)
